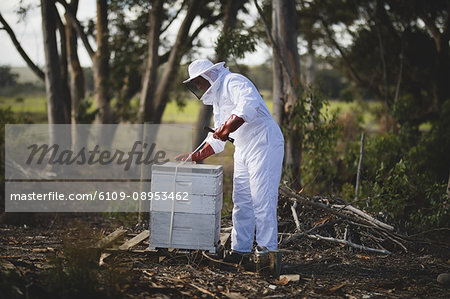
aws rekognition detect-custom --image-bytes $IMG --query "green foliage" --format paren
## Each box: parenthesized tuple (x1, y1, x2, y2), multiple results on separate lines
(413, 183, 449, 228)
(370, 159, 448, 229)
(108, 0, 149, 122)
(0, 107, 28, 211)
(0, 65, 45, 97)
(291, 86, 449, 230)
(0, 107, 27, 167)
(215, 29, 257, 60)
(0, 81, 45, 97)
(372, 159, 418, 219)
(291, 87, 341, 194)
(315, 68, 349, 99)
(339, 103, 450, 230)
(0, 65, 19, 87)
(75, 98, 98, 124)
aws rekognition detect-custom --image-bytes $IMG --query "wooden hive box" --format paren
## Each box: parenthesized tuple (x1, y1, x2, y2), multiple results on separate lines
(149, 162, 223, 253)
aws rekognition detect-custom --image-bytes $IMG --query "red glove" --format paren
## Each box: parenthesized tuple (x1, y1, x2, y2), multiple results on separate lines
(174, 143, 215, 162)
(213, 114, 245, 141)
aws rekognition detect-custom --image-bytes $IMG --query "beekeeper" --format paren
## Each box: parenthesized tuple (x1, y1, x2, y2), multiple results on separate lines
(176, 59, 284, 256)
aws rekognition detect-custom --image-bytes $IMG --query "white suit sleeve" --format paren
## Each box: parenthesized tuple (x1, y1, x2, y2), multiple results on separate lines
(205, 109, 226, 154)
(206, 132, 226, 154)
(228, 77, 260, 123)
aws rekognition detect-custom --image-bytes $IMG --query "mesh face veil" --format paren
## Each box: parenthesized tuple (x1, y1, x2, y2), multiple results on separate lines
(183, 60, 226, 100)
(185, 80, 206, 99)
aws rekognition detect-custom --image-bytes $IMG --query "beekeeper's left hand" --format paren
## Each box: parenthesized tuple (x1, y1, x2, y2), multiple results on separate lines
(213, 114, 245, 141)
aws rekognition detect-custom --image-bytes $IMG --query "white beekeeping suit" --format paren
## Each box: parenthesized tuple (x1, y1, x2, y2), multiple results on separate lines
(181, 59, 284, 252)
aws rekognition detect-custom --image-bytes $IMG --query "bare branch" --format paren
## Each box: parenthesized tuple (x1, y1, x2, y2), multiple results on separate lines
(307, 234, 392, 255)
(160, 0, 186, 34)
(333, 204, 394, 231)
(187, 13, 223, 46)
(420, 4, 450, 51)
(290, 201, 301, 231)
(0, 12, 44, 80)
(55, 5, 67, 68)
(158, 51, 170, 65)
(419, 12, 442, 52)
(319, 16, 382, 98)
(319, 17, 360, 84)
(354, 132, 365, 204)
(393, 36, 405, 104)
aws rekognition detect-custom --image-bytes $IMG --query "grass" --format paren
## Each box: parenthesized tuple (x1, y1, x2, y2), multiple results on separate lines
(326, 100, 383, 132)
(0, 96, 205, 124)
(0, 96, 47, 114)
(0, 96, 381, 135)
(0, 96, 382, 128)
(162, 99, 202, 123)
(327, 100, 382, 121)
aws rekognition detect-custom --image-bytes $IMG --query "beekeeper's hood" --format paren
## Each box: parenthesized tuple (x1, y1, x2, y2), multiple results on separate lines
(183, 59, 228, 105)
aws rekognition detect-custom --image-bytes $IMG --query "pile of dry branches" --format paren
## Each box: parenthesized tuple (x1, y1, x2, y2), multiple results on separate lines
(278, 186, 410, 255)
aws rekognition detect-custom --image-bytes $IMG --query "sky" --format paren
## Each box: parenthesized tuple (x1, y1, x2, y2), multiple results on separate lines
(0, 0, 271, 69)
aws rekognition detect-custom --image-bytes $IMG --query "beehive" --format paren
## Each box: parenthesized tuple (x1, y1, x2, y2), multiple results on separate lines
(149, 162, 223, 253)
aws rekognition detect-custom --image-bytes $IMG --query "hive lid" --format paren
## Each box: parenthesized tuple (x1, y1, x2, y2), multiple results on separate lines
(152, 162, 223, 175)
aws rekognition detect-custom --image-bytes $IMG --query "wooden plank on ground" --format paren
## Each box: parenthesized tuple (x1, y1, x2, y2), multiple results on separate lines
(220, 232, 230, 247)
(99, 230, 149, 266)
(95, 228, 127, 249)
(118, 230, 149, 250)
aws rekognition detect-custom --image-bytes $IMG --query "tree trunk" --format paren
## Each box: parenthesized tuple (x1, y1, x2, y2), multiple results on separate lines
(194, 105, 213, 147)
(41, 0, 71, 178)
(93, 0, 111, 124)
(306, 38, 315, 86)
(151, 0, 200, 124)
(435, 34, 450, 106)
(41, 0, 69, 125)
(419, 7, 450, 107)
(272, 0, 302, 189)
(375, 0, 390, 133)
(193, 0, 245, 148)
(272, 41, 283, 125)
(139, 0, 221, 128)
(139, 0, 164, 124)
(65, 0, 86, 152)
(55, 9, 72, 124)
(65, 0, 85, 124)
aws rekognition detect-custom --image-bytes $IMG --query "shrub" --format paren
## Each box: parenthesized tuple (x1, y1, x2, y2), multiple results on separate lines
(340, 105, 450, 230)
(1, 108, 28, 212)
(290, 88, 449, 230)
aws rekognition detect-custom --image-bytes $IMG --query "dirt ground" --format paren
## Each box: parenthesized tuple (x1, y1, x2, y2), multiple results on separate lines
(1, 209, 449, 298)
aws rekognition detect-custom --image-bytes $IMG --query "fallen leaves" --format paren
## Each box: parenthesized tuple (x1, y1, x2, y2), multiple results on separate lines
(325, 282, 347, 295)
(355, 254, 370, 260)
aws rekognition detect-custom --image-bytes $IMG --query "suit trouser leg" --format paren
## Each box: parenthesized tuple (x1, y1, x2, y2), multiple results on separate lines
(231, 154, 255, 252)
(248, 142, 284, 250)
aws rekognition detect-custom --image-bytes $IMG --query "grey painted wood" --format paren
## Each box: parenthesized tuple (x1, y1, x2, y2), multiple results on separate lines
(149, 211, 221, 253)
(152, 162, 223, 175)
(151, 172, 223, 195)
(149, 163, 223, 253)
(150, 193, 223, 214)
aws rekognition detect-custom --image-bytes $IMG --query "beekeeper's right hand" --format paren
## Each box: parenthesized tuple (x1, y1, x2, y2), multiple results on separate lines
(174, 143, 215, 162)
